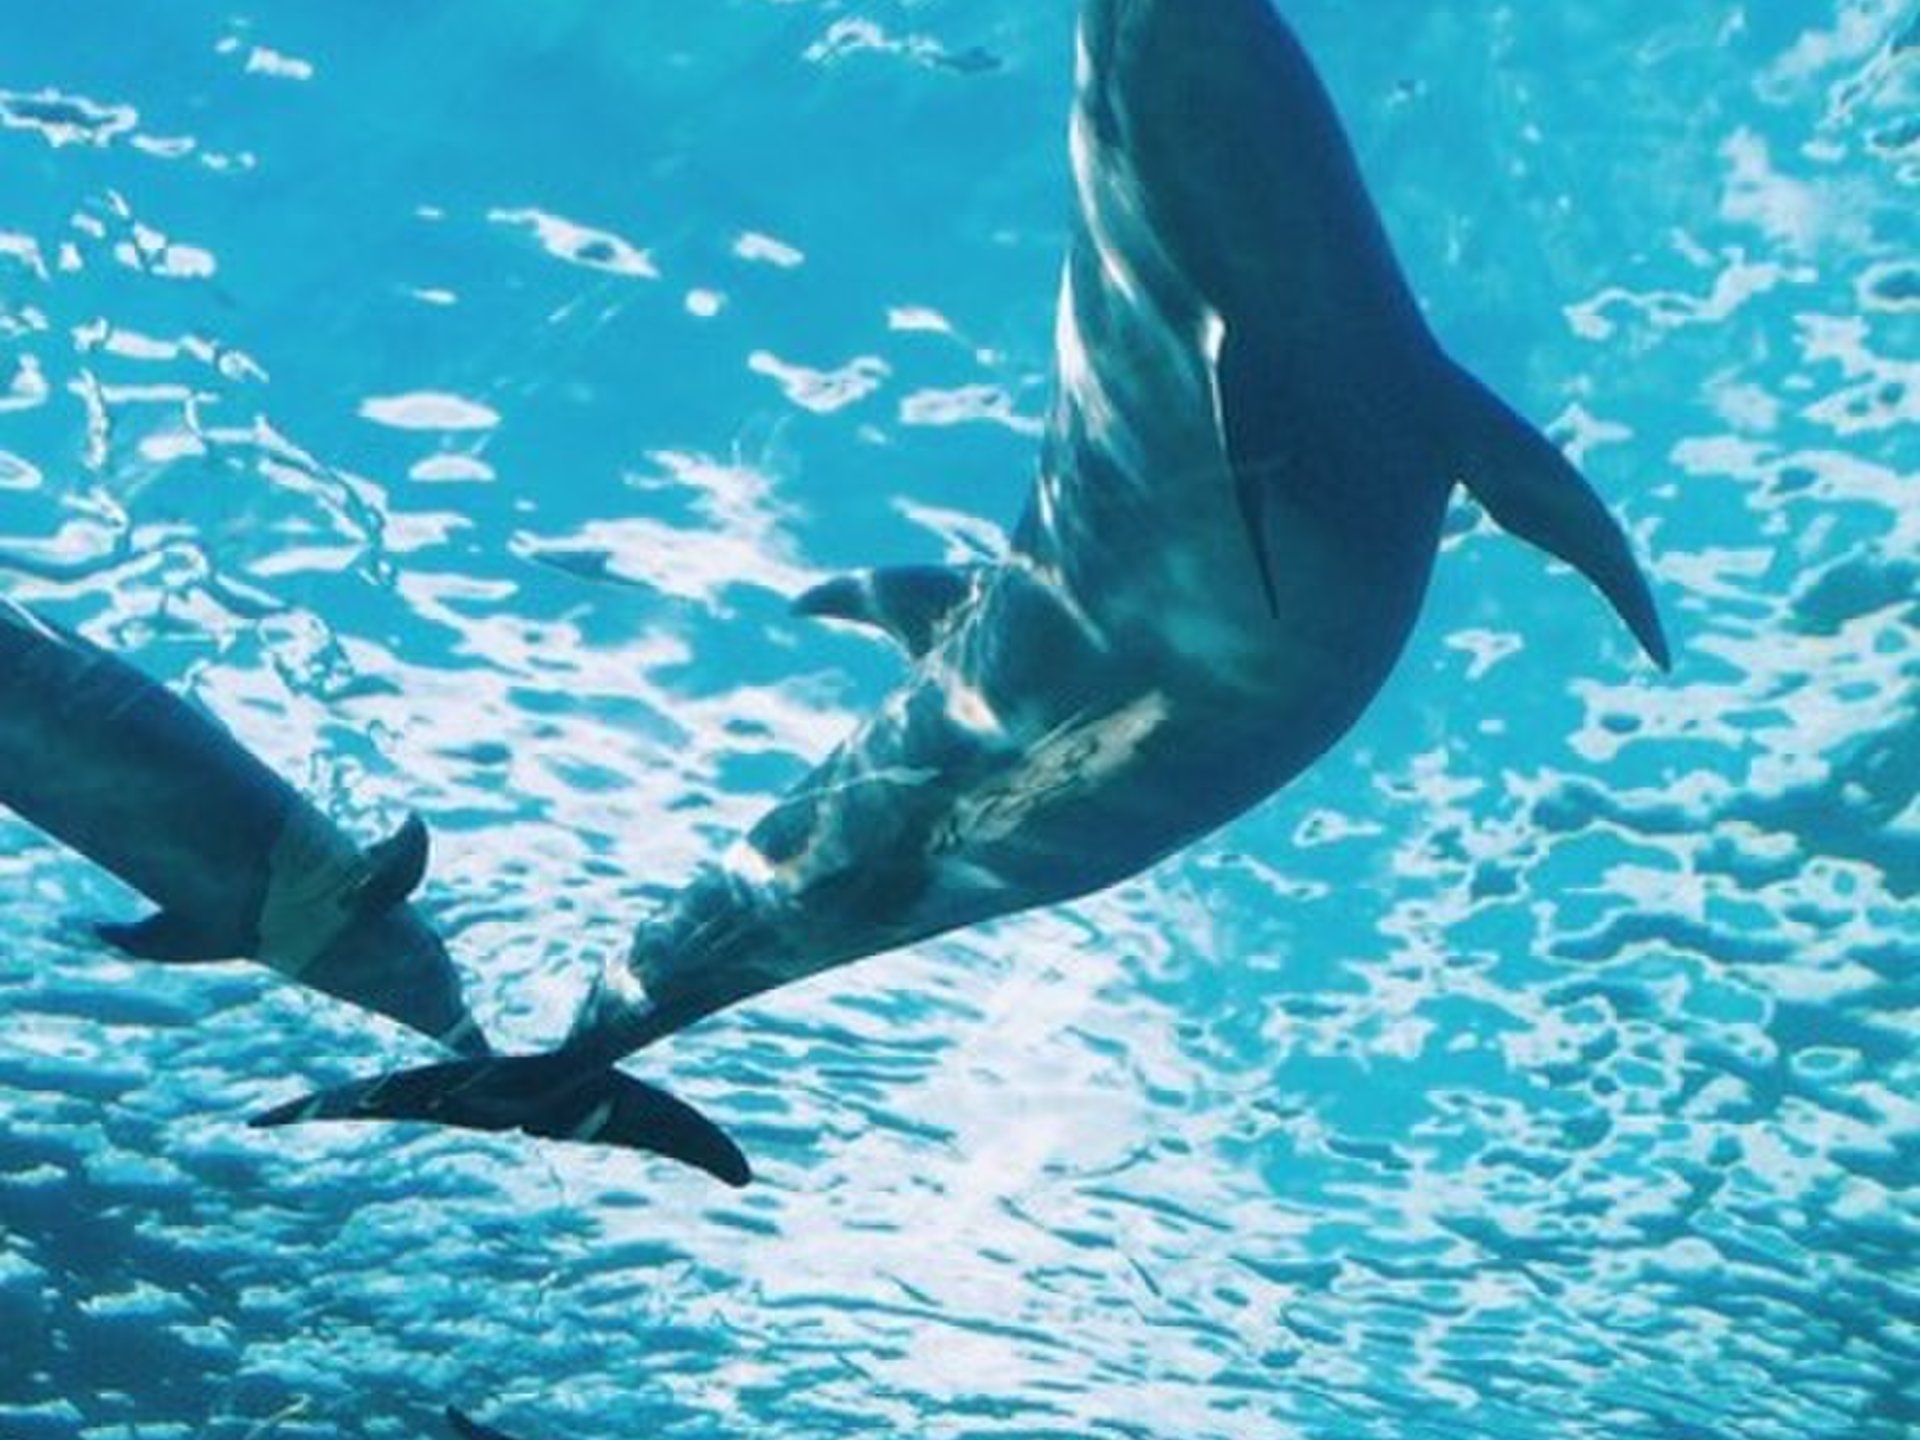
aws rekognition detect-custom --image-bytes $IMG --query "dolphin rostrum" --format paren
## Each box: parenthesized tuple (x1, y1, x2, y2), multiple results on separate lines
(0, 600, 489, 1055)
(255, 0, 1667, 1184)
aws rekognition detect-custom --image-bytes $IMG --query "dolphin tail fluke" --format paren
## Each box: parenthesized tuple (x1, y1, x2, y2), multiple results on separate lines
(447, 1407, 522, 1440)
(1448, 362, 1671, 670)
(249, 1052, 751, 1187)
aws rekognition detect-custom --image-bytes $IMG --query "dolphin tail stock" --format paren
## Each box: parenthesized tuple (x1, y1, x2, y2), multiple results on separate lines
(1444, 360, 1672, 671)
(249, 1050, 751, 1187)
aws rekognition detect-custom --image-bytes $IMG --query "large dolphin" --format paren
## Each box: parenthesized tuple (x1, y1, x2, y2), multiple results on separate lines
(0, 600, 488, 1055)
(256, 0, 1667, 1183)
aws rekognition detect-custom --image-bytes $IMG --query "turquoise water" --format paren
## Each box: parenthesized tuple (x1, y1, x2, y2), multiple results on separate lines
(2, 1, 1916, 1437)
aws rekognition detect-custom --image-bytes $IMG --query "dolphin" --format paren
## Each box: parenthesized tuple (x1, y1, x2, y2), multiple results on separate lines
(0, 600, 488, 1055)
(255, 0, 1667, 1183)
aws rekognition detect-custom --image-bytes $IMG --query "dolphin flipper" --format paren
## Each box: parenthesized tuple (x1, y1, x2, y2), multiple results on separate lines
(1447, 362, 1671, 669)
(794, 564, 983, 658)
(250, 1052, 751, 1187)
(447, 1407, 522, 1440)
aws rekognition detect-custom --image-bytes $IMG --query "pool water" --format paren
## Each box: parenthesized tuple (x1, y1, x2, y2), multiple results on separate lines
(1, 2, 1915, 1437)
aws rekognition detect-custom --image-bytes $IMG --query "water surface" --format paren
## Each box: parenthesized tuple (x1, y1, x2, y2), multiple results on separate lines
(1, 3, 1915, 1437)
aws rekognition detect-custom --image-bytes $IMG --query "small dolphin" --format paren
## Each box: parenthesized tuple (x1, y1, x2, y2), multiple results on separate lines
(257, 0, 1666, 1182)
(0, 600, 488, 1055)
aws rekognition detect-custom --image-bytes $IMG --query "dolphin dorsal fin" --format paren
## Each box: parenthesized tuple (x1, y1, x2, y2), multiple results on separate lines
(793, 564, 983, 658)
(1447, 362, 1671, 669)
(351, 812, 430, 916)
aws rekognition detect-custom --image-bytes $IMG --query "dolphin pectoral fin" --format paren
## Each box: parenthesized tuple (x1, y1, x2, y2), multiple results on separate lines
(1216, 323, 1286, 616)
(447, 1408, 522, 1440)
(94, 911, 239, 964)
(1449, 363, 1671, 670)
(350, 812, 430, 915)
(793, 564, 982, 658)
(250, 1052, 752, 1187)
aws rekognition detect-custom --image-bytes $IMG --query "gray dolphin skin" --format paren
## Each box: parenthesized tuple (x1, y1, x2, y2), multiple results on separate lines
(0, 600, 489, 1056)
(255, 0, 1667, 1185)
